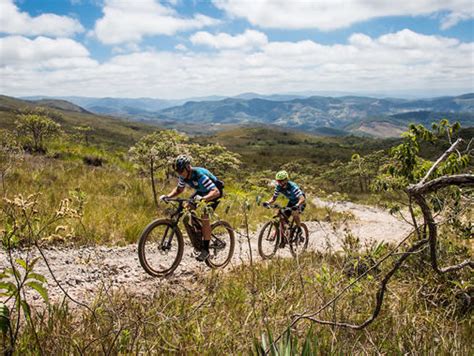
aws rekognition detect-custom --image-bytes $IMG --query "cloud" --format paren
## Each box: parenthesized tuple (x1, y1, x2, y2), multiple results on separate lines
(441, 10, 474, 29)
(1, 30, 472, 98)
(175, 44, 188, 51)
(0, 36, 96, 68)
(377, 29, 459, 49)
(0, 0, 84, 37)
(213, 0, 474, 30)
(190, 29, 268, 50)
(93, 0, 220, 44)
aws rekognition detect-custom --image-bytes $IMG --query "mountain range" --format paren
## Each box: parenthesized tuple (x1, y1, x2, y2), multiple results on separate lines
(16, 93, 474, 137)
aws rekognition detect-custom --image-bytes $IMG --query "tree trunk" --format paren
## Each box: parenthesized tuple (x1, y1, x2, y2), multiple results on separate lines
(150, 159, 158, 208)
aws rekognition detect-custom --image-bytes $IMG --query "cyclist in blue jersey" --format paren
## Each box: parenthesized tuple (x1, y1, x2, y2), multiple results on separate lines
(160, 155, 223, 262)
(263, 170, 306, 227)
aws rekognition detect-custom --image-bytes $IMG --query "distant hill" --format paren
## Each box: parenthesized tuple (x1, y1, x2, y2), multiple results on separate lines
(349, 111, 474, 137)
(22, 95, 230, 117)
(0, 95, 157, 148)
(158, 94, 474, 136)
(17, 93, 474, 137)
(32, 99, 91, 114)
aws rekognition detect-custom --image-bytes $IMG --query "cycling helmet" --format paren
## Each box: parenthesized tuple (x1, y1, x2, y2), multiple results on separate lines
(174, 154, 191, 172)
(275, 170, 289, 180)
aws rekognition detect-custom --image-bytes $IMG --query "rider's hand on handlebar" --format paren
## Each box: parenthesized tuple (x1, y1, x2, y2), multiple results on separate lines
(159, 195, 169, 202)
(193, 195, 203, 202)
(262, 202, 270, 208)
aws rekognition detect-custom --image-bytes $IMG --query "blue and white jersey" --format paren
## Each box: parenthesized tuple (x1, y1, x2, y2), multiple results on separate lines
(178, 167, 218, 195)
(272, 181, 304, 205)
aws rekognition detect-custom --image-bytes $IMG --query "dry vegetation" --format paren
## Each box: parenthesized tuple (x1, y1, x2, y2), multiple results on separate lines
(0, 102, 472, 354)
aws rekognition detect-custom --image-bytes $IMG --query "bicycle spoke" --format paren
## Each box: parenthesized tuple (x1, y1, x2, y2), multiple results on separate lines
(206, 222, 234, 268)
(138, 220, 184, 277)
(258, 221, 279, 259)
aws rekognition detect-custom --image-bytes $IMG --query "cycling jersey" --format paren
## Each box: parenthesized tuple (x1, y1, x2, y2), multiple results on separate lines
(178, 167, 219, 196)
(272, 181, 304, 205)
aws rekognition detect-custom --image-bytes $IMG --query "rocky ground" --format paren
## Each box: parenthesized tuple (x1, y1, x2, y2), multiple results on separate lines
(1, 199, 412, 307)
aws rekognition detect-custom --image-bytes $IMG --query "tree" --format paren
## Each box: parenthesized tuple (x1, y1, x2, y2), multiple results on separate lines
(129, 130, 188, 208)
(73, 125, 93, 146)
(15, 114, 61, 153)
(186, 143, 241, 173)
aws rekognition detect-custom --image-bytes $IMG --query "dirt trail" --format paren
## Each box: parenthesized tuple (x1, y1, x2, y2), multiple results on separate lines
(1, 199, 412, 305)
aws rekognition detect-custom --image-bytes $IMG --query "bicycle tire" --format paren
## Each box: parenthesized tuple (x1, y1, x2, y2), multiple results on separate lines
(289, 223, 309, 257)
(138, 219, 184, 277)
(258, 221, 279, 259)
(205, 220, 235, 269)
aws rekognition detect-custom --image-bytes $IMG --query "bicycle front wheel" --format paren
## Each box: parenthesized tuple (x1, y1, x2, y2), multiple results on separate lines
(289, 223, 309, 257)
(258, 221, 279, 259)
(206, 221, 235, 269)
(138, 219, 184, 277)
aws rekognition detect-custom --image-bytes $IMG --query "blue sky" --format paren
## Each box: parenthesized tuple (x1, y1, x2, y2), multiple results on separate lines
(1, 0, 473, 98)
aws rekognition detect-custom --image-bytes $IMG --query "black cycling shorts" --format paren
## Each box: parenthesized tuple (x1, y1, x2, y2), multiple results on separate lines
(284, 201, 306, 217)
(191, 188, 223, 211)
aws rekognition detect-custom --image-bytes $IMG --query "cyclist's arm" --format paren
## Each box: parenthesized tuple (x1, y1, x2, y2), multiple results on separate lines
(202, 187, 220, 202)
(166, 186, 184, 198)
(266, 196, 277, 204)
(266, 186, 280, 204)
(297, 195, 305, 206)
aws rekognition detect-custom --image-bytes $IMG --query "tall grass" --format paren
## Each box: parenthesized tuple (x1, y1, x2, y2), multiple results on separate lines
(5, 150, 331, 246)
(12, 248, 472, 354)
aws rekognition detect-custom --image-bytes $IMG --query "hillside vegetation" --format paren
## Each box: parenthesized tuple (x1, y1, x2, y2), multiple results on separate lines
(24, 93, 474, 138)
(0, 95, 156, 149)
(0, 99, 472, 354)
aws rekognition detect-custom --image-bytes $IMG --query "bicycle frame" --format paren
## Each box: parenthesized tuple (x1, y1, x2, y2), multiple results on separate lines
(267, 204, 297, 243)
(162, 198, 202, 250)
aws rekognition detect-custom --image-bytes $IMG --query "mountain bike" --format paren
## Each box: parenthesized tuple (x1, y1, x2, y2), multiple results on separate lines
(258, 203, 309, 259)
(138, 197, 235, 277)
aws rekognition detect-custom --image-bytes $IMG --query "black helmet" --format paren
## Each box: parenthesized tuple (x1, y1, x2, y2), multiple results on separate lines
(173, 154, 191, 172)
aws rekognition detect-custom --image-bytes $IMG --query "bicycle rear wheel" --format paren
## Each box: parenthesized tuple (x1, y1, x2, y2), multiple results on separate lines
(205, 221, 235, 269)
(138, 219, 184, 277)
(258, 221, 279, 259)
(289, 223, 309, 257)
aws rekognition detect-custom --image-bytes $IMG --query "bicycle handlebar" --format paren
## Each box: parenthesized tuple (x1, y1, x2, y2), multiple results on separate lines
(162, 197, 195, 204)
(262, 203, 299, 212)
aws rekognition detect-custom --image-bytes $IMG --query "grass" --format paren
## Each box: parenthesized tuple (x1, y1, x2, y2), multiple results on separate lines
(4, 150, 333, 246)
(11, 242, 473, 354)
(1, 102, 472, 354)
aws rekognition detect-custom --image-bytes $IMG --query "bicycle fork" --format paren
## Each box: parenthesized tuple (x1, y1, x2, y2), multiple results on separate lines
(160, 224, 176, 251)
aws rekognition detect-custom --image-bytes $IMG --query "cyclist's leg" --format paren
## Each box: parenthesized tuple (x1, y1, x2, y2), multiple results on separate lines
(288, 201, 306, 227)
(197, 199, 219, 261)
(201, 199, 220, 240)
(292, 204, 305, 236)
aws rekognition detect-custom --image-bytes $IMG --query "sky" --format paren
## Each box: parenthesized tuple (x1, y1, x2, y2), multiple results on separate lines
(0, 0, 473, 99)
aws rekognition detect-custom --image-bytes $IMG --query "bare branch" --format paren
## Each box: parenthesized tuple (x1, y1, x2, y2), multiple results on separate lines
(411, 192, 474, 274)
(300, 238, 428, 329)
(419, 138, 463, 185)
(266, 228, 419, 352)
(464, 137, 473, 154)
(409, 174, 474, 195)
(409, 174, 474, 275)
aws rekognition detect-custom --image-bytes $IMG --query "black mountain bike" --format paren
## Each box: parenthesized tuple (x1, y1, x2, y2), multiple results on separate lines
(138, 198, 235, 277)
(258, 203, 309, 259)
